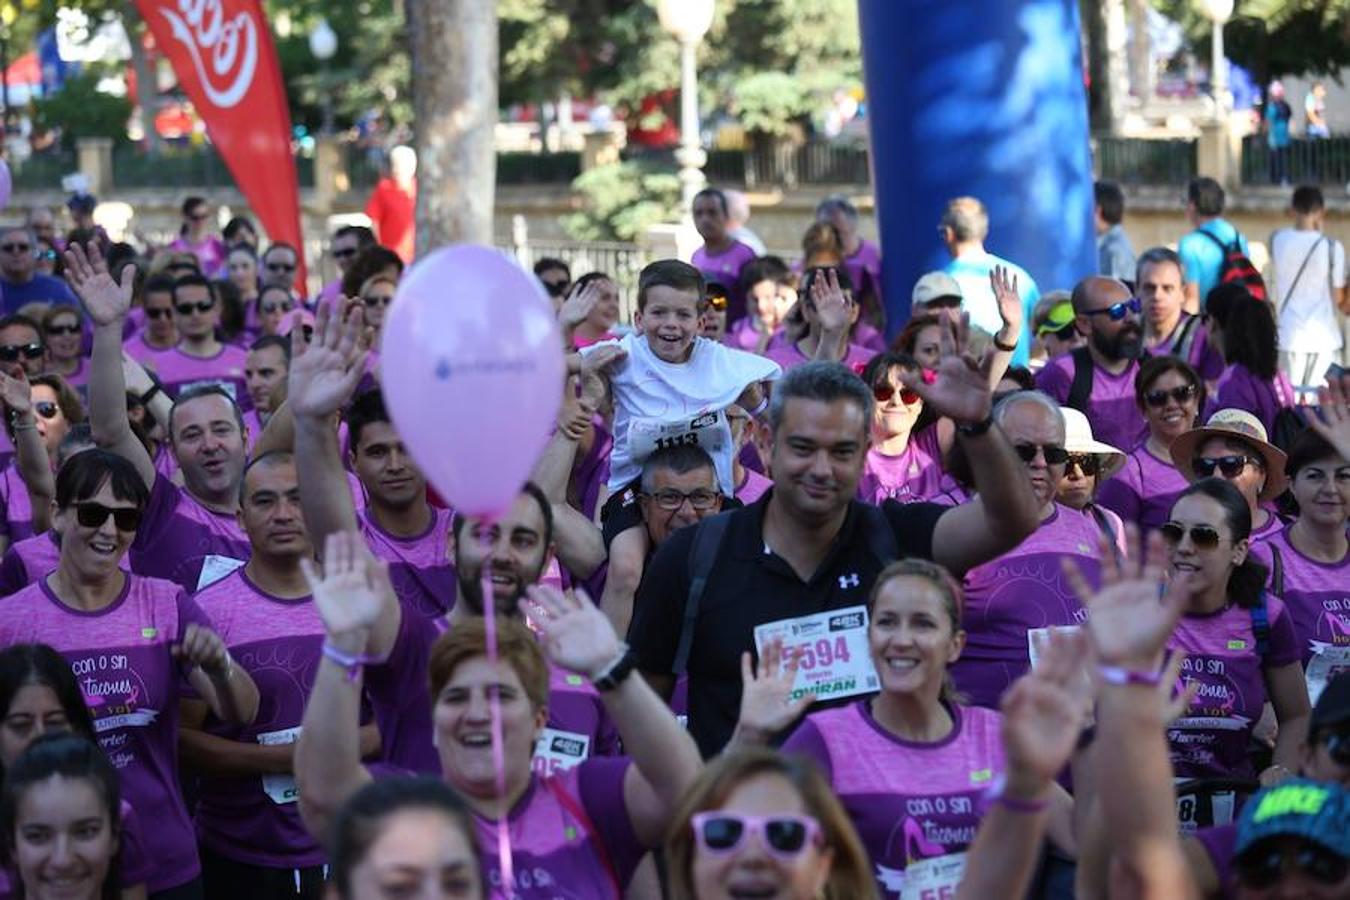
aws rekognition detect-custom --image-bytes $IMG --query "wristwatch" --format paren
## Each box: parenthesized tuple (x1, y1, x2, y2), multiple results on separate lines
(593, 646, 638, 693)
(955, 416, 993, 437)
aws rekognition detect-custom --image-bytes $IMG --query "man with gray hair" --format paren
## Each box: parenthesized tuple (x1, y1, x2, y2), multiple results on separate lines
(817, 194, 883, 316)
(725, 189, 767, 256)
(939, 196, 1040, 367)
(629, 347, 1040, 756)
(0, 224, 78, 313)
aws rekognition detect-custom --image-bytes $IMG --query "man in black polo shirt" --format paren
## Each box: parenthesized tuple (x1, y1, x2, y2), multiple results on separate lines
(628, 356, 1040, 757)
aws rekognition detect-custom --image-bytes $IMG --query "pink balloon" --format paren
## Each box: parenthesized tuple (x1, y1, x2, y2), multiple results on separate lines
(0, 160, 9, 211)
(380, 245, 564, 518)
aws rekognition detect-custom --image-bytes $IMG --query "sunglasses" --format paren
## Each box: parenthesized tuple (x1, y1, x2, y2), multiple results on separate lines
(266, 262, 297, 273)
(1192, 455, 1259, 479)
(691, 813, 822, 859)
(706, 291, 729, 312)
(1320, 731, 1350, 766)
(332, 247, 359, 259)
(542, 280, 570, 297)
(175, 301, 215, 315)
(873, 383, 920, 405)
(1082, 297, 1142, 321)
(362, 293, 394, 309)
(1236, 842, 1347, 889)
(0, 344, 44, 362)
(1065, 453, 1100, 476)
(0, 243, 32, 254)
(643, 488, 719, 511)
(189, 212, 210, 222)
(1159, 521, 1223, 549)
(261, 301, 294, 315)
(145, 307, 173, 320)
(1144, 384, 1198, 408)
(1013, 443, 1070, 465)
(34, 401, 59, 421)
(74, 502, 143, 532)
(45, 324, 81, 337)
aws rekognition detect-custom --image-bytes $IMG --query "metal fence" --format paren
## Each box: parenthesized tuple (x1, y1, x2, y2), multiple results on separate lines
(1092, 137, 1198, 185)
(1240, 135, 1350, 186)
(498, 239, 648, 322)
(705, 140, 870, 187)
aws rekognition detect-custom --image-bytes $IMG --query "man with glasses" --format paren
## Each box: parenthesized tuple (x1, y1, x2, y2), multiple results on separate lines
(0, 225, 78, 313)
(317, 225, 376, 305)
(154, 273, 251, 410)
(1035, 275, 1148, 453)
(260, 243, 300, 291)
(123, 275, 179, 365)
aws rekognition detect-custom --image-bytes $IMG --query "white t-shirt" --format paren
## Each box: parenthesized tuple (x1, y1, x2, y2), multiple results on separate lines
(580, 333, 781, 494)
(1270, 228, 1345, 353)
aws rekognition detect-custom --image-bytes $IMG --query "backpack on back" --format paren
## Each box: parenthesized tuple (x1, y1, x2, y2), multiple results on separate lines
(1197, 229, 1267, 302)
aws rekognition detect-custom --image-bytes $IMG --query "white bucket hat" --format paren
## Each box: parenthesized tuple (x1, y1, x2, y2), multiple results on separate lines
(1060, 407, 1126, 480)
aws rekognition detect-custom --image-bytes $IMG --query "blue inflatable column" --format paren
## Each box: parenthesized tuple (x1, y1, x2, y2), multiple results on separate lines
(858, 0, 1098, 337)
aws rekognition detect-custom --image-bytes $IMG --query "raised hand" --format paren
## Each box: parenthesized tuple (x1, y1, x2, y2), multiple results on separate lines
(558, 376, 596, 442)
(288, 300, 368, 419)
(990, 265, 1024, 337)
(559, 280, 601, 331)
(579, 343, 627, 379)
(734, 637, 815, 745)
(1062, 525, 1187, 670)
(811, 268, 852, 336)
(524, 585, 622, 678)
(174, 623, 233, 677)
(898, 313, 992, 424)
(1000, 627, 1093, 784)
(301, 531, 388, 640)
(63, 242, 133, 327)
(1309, 370, 1350, 462)
(0, 370, 31, 414)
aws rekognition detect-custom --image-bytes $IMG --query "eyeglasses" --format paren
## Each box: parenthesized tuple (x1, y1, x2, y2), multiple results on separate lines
(175, 301, 215, 315)
(145, 307, 173, 320)
(332, 247, 359, 259)
(1192, 455, 1260, 480)
(542, 280, 570, 297)
(691, 813, 822, 859)
(1081, 297, 1142, 321)
(1144, 384, 1198, 408)
(188, 211, 210, 222)
(73, 502, 143, 532)
(1013, 443, 1070, 466)
(362, 293, 394, 309)
(0, 344, 44, 362)
(706, 292, 729, 312)
(45, 324, 81, 337)
(33, 401, 59, 421)
(873, 383, 920, 405)
(1236, 842, 1347, 889)
(0, 243, 32, 254)
(643, 488, 720, 511)
(1159, 521, 1223, 550)
(1065, 453, 1100, 476)
(260, 301, 294, 315)
(266, 262, 297, 273)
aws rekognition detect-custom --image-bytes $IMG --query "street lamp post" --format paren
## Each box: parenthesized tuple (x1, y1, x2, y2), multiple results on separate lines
(657, 0, 715, 211)
(1198, 0, 1234, 116)
(308, 18, 338, 135)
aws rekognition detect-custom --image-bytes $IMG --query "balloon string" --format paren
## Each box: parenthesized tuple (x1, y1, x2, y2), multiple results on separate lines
(480, 519, 514, 896)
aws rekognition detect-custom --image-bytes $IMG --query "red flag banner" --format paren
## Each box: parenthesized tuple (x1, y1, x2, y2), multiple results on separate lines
(135, 0, 307, 292)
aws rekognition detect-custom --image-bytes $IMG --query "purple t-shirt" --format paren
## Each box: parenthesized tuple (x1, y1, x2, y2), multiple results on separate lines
(0, 532, 128, 597)
(0, 464, 35, 547)
(736, 467, 773, 505)
(190, 569, 326, 868)
(858, 428, 946, 505)
(1152, 316, 1224, 382)
(360, 507, 457, 620)
(1166, 597, 1300, 779)
(477, 758, 646, 899)
(535, 665, 622, 776)
(785, 701, 1004, 896)
(1204, 364, 1295, 438)
(130, 474, 252, 592)
(1097, 444, 1189, 537)
(573, 421, 613, 522)
(169, 236, 228, 276)
(0, 575, 212, 892)
(951, 505, 1103, 709)
(1035, 355, 1147, 454)
(123, 332, 174, 369)
(692, 241, 758, 324)
(765, 339, 876, 374)
(1193, 823, 1238, 895)
(153, 344, 252, 412)
(723, 318, 770, 353)
(844, 239, 884, 316)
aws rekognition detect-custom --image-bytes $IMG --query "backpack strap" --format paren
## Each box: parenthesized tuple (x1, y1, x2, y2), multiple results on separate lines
(1249, 592, 1271, 662)
(545, 776, 623, 898)
(1089, 504, 1124, 567)
(1173, 314, 1200, 362)
(1278, 236, 1325, 316)
(1266, 544, 1285, 599)
(1066, 346, 1095, 412)
(674, 511, 734, 675)
(1195, 228, 1235, 254)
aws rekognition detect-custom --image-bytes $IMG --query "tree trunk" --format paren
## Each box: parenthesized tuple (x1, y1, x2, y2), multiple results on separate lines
(1126, 0, 1151, 101)
(409, 0, 498, 252)
(126, 5, 161, 155)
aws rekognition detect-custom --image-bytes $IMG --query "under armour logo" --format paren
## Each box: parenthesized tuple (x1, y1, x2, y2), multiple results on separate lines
(838, 573, 860, 589)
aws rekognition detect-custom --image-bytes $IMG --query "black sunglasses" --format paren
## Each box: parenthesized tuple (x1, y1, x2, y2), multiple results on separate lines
(0, 343, 44, 362)
(175, 301, 215, 315)
(1236, 842, 1347, 889)
(1192, 455, 1260, 480)
(1013, 443, 1070, 465)
(266, 262, 297, 272)
(362, 293, 394, 309)
(1066, 453, 1100, 476)
(332, 247, 359, 259)
(1319, 731, 1350, 766)
(45, 324, 81, 336)
(1144, 384, 1198, 408)
(1082, 297, 1142, 321)
(0, 243, 32, 254)
(1159, 521, 1222, 550)
(542, 280, 570, 297)
(145, 307, 173, 320)
(74, 502, 143, 532)
(260, 301, 294, 315)
(34, 401, 59, 421)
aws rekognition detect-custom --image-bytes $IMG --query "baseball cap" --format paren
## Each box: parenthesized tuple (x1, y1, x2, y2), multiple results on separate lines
(1035, 301, 1075, 336)
(911, 272, 962, 311)
(1235, 779, 1350, 862)
(1311, 671, 1350, 737)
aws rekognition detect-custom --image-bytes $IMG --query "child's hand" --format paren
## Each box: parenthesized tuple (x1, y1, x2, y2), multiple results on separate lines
(580, 344, 627, 377)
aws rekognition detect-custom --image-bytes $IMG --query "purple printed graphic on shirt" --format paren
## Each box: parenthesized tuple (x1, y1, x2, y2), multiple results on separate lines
(951, 505, 1103, 708)
(1097, 444, 1189, 536)
(191, 570, 327, 868)
(477, 758, 646, 899)
(1035, 355, 1147, 454)
(360, 507, 457, 619)
(765, 340, 876, 374)
(1166, 597, 1299, 779)
(130, 474, 251, 592)
(152, 344, 253, 412)
(858, 428, 946, 505)
(0, 464, 35, 547)
(692, 241, 758, 324)
(0, 575, 212, 892)
(736, 467, 773, 506)
(784, 702, 1003, 897)
(0, 532, 128, 597)
(1249, 528, 1350, 664)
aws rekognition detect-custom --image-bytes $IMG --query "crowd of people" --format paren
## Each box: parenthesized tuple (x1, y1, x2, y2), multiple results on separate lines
(0, 175, 1343, 900)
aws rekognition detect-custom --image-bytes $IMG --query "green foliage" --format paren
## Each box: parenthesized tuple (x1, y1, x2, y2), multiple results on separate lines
(730, 72, 810, 136)
(562, 161, 681, 241)
(31, 68, 132, 147)
(1153, 0, 1350, 82)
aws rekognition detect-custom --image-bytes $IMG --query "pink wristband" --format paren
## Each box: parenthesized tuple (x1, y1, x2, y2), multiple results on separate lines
(1097, 664, 1163, 687)
(983, 774, 1050, 813)
(322, 642, 376, 682)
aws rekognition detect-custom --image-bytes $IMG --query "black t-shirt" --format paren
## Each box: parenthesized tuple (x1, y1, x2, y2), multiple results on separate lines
(628, 491, 947, 757)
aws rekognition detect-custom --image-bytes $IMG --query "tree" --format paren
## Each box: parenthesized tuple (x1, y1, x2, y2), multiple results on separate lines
(1153, 0, 1350, 85)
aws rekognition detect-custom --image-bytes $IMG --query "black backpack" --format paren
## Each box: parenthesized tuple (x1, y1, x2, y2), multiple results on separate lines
(1065, 346, 1151, 413)
(1197, 229, 1268, 302)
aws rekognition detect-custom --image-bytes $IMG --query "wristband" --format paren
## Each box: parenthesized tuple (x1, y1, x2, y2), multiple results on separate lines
(591, 644, 637, 693)
(955, 416, 993, 437)
(323, 642, 376, 683)
(994, 334, 1019, 353)
(748, 395, 770, 420)
(1097, 664, 1163, 687)
(139, 382, 162, 405)
(983, 773, 1050, 813)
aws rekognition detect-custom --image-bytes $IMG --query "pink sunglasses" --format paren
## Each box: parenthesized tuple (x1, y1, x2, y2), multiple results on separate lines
(691, 812, 823, 859)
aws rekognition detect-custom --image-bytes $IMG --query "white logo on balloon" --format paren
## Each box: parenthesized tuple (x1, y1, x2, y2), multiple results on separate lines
(160, 0, 258, 109)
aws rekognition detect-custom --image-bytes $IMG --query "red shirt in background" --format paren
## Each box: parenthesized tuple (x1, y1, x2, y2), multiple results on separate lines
(365, 177, 416, 262)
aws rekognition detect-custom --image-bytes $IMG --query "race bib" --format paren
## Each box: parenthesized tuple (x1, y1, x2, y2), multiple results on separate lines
(532, 728, 589, 776)
(753, 605, 878, 704)
(197, 555, 246, 590)
(898, 852, 967, 900)
(627, 410, 727, 463)
(1306, 643, 1350, 706)
(1174, 778, 1236, 833)
(258, 727, 301, 805)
